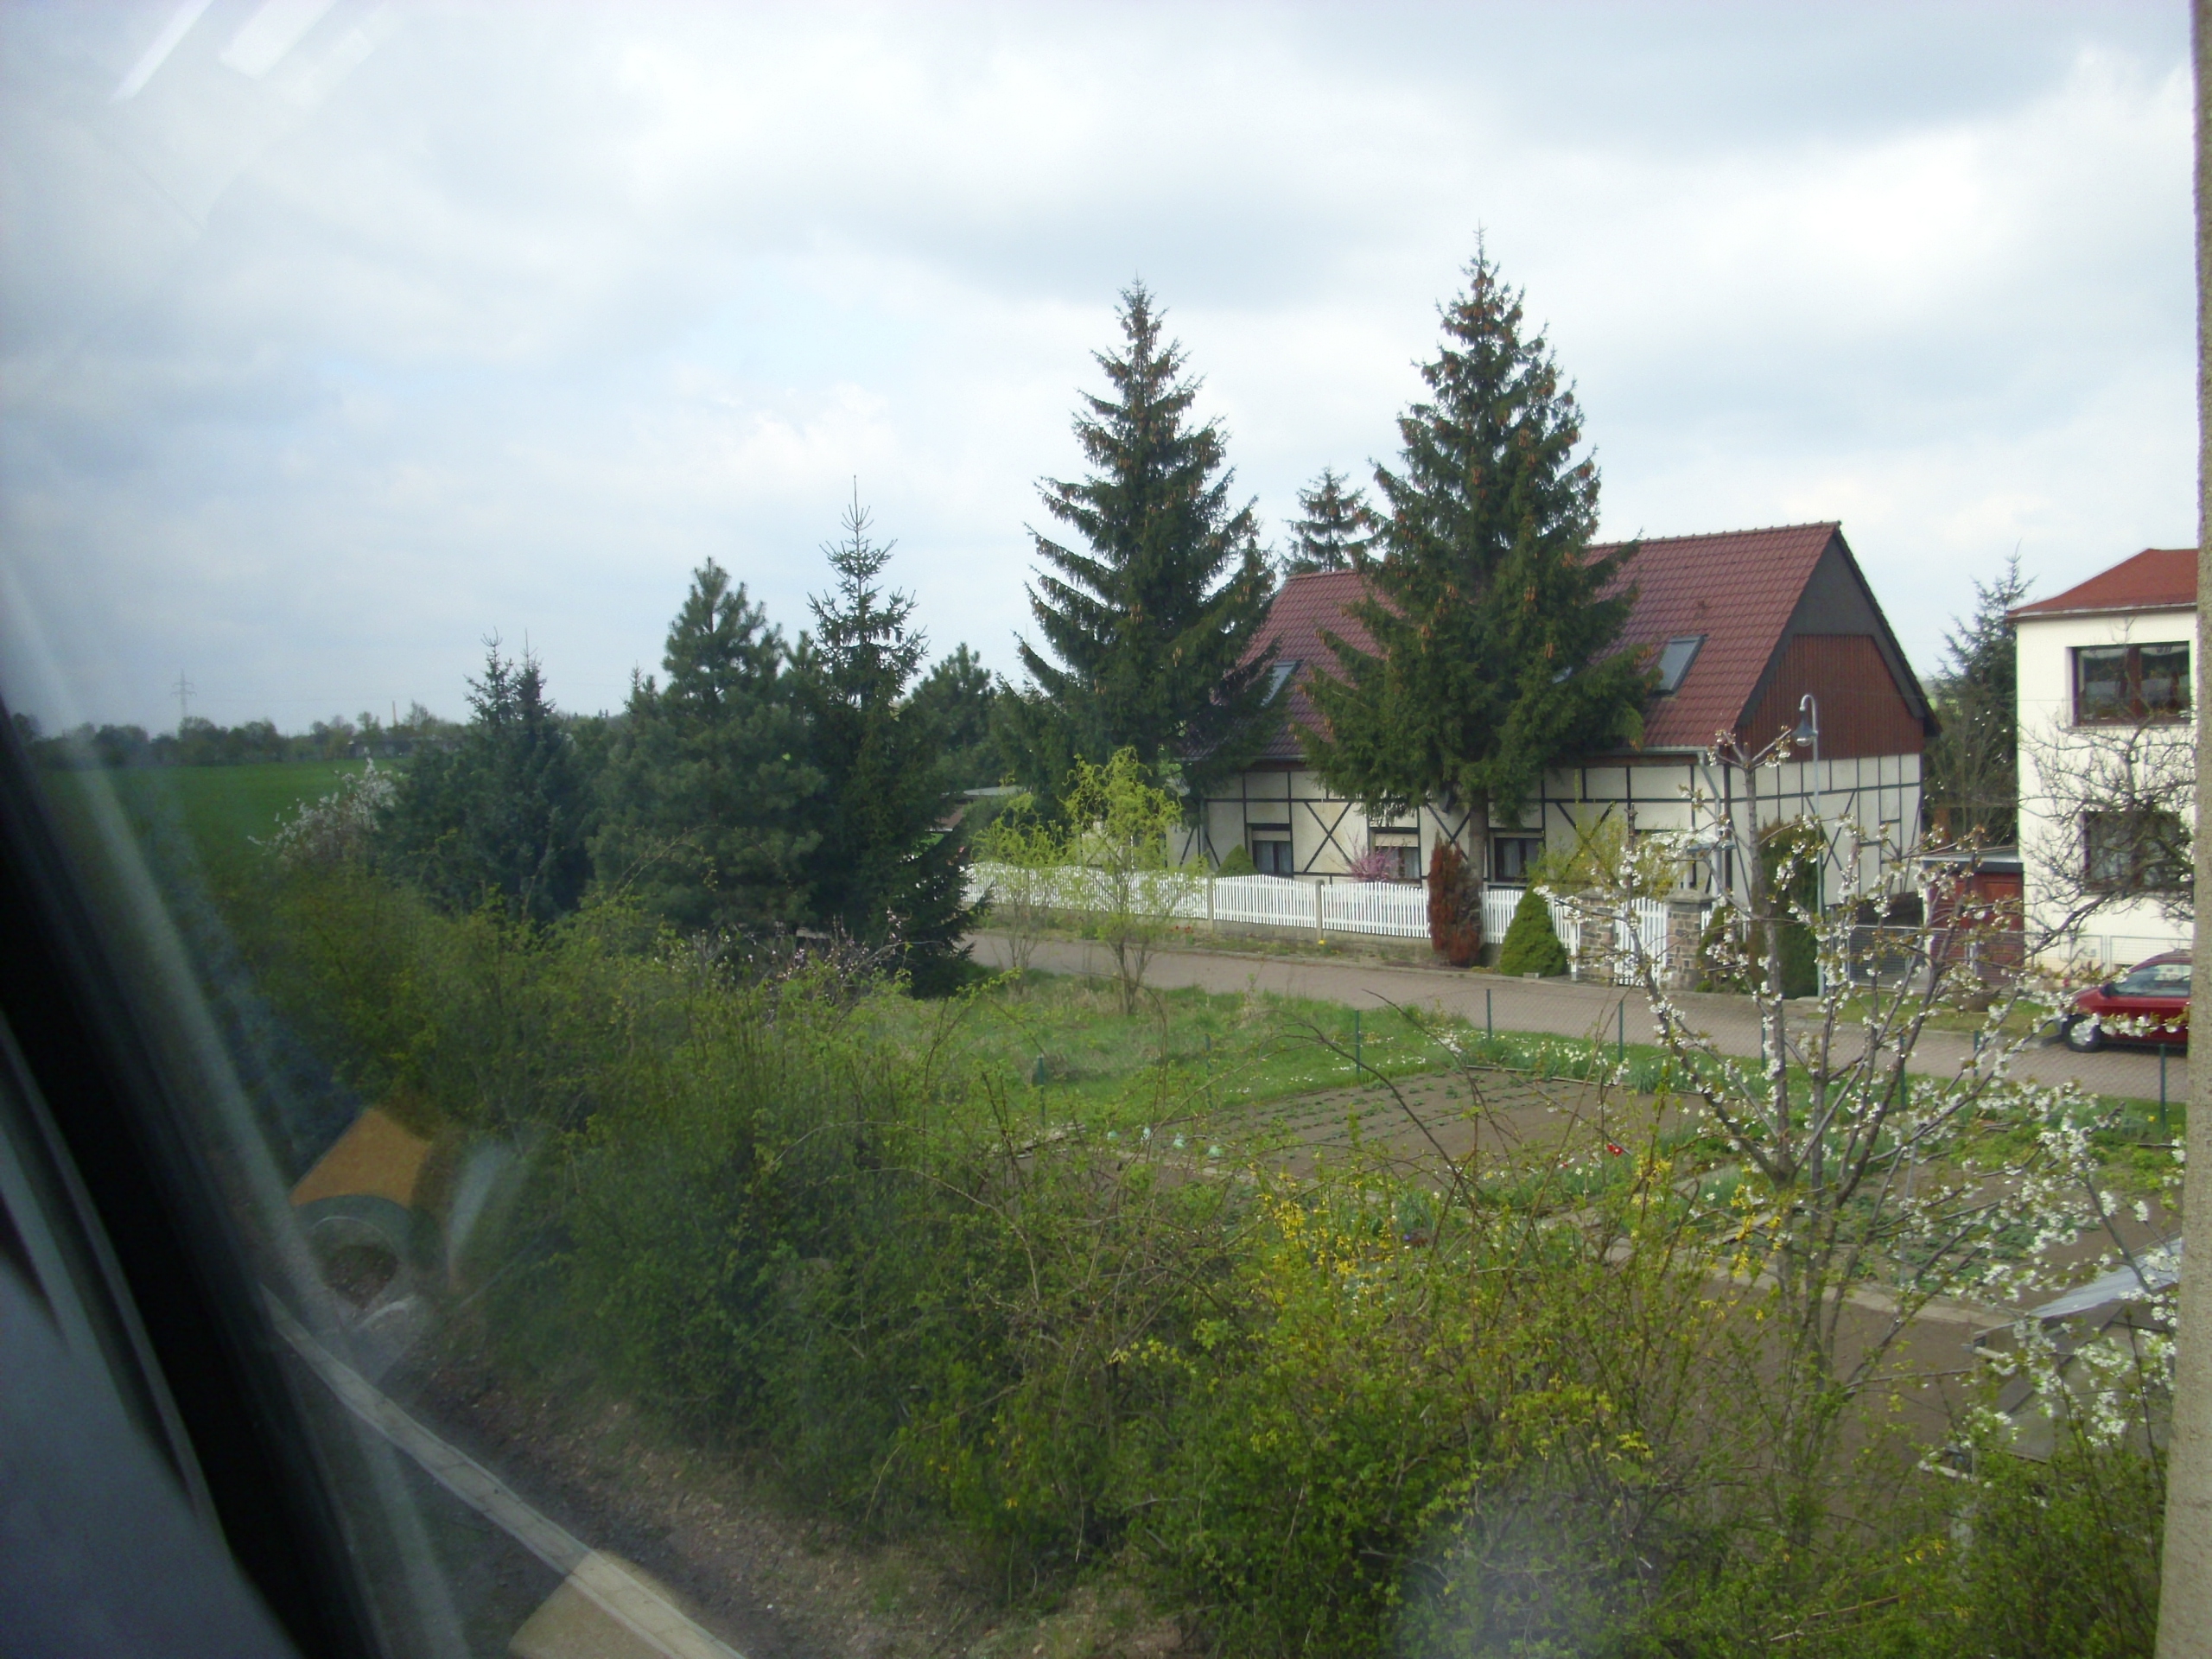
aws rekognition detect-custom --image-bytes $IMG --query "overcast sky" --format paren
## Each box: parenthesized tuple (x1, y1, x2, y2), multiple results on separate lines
(0, 1, 2194, 734)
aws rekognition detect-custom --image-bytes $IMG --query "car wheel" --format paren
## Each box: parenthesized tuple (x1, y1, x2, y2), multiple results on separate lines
(2062, 1015, 2103, 1053)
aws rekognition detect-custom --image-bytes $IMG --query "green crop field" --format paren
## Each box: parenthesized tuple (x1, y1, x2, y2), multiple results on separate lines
(50, 759, 375, 873)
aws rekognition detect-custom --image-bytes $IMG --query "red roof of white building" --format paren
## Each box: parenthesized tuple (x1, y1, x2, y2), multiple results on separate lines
(1249, 522, 1924, 760)
(2009, 548, 2196, 620)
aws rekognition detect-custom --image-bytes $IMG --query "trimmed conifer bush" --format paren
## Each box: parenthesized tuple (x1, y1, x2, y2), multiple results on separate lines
(1216, 844, 1257, 876)
(1427, 841, 1480, 966)
(1497, 884, 1568, 976)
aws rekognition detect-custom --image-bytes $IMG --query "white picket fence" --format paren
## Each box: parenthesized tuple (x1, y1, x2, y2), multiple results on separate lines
(969, 863, 1692, 978)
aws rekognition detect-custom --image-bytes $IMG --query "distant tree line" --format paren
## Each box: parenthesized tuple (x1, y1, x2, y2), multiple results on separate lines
(20, 703, 463, 769)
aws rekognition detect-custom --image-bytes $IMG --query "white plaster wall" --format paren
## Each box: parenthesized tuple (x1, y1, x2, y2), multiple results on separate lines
(1193, 748, 1923, 899)
(2016, 607, 2197, 963)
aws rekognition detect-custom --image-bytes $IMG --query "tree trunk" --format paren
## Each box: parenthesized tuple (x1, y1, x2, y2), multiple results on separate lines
(2156, 7, 2212, 1646)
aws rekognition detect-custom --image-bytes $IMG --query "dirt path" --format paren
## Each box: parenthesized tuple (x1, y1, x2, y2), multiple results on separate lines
(973, 933, 2188, 1104)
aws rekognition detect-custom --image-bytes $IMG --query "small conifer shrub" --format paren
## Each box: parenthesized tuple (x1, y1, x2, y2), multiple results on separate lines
(1497, 884, 1569, 976)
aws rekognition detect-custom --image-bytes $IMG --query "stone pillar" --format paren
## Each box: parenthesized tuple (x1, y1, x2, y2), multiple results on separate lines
(1573, 895, 1618, 987)
(1663, 890, 1707, 995)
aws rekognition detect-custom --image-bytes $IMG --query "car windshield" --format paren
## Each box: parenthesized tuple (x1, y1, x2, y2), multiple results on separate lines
(2114, 962, 2192, 998)
(0, 6, 2193, 1656)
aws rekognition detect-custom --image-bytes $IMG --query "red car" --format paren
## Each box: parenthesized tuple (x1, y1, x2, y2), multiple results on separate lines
(2060, 951, 2190, 1052)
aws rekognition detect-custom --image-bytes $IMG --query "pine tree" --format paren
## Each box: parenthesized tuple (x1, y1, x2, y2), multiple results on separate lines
(906, 644, 1001, 793)
(1924, 554, 2027, 845)
(1009, 282, 1278, 807)
(385, 642, 594, 922)
(798, 490, 975, 987)
(1281, 467, 1376, 575)
(1302, 248, 1650, 893)
(591, 562, 819, 932)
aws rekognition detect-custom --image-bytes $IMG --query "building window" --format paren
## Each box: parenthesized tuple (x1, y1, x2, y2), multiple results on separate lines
(1654, 634, 1705, 694)
(1492, 835, 1543, 884)
(1367, 826, 1420, 881)
(1249, 827, 1294, 875)
(2074, 642, 2190, 724)
(2083, 810, 2190, 893)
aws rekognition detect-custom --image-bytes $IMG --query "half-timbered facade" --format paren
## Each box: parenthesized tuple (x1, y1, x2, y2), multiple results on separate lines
(1192, 523, 1936, 904)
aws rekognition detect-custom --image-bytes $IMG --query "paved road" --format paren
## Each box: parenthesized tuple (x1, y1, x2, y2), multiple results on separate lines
(974, 933, 2188, 1107)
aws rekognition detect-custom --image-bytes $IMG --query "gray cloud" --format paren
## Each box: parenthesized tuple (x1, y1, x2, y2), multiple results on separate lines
(0, 0, 2191, 734)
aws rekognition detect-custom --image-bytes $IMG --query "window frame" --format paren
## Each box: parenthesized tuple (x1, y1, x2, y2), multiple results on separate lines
(2082, 808, 2190, 893)
(2071, 640, 2191, 726)
(1491, 835, 1543, 885)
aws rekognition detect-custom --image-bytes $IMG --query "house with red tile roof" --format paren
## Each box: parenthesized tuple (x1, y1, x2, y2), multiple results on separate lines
(1196, 523, 1936, 905)
(2011, 548, 2197, 967)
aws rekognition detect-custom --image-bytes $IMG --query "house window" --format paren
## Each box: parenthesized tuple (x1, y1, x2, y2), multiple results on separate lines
(1368, 826, 1420, 881)
(1654, 634, 1705, 694)
(2083, 810, 2190, 893)
(1492, 836, 1543, 884)
(1249, 826, 1294, 875)
(2074, 642, 2190, 724)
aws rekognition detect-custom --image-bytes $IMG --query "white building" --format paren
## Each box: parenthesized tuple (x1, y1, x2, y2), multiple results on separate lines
(2012, 547, 2197, 969)
(1194, 523, 1936, 910)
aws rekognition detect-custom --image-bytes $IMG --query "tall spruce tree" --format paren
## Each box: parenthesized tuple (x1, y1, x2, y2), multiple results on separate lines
(385, 642, 594, 922)
(591, 562, 819, 931)
(798, 491, 975, 987)
(1303, 250, 1650, 895)
(1924, 554, 2027, 845)
(1007, 282, 1277, 807)
(1281, 467, 1376, 575)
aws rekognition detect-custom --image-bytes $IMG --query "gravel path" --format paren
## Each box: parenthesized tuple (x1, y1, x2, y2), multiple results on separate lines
(972, 933, 2188, 1107)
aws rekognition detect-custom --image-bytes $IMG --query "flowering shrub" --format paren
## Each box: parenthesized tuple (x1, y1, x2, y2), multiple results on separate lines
(257, 760, 394, 868)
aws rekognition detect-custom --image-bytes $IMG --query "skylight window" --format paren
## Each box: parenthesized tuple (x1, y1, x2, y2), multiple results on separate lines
(1655, 635, 1704, 694)
(1267, 658, 1301, 701)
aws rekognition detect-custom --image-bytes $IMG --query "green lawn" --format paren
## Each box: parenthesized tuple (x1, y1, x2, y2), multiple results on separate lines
(39, 758, 375, 881)
(107, 759, 371, 865)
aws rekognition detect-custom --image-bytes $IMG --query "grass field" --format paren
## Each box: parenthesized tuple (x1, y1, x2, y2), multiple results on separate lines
(85, 759, 374, 870)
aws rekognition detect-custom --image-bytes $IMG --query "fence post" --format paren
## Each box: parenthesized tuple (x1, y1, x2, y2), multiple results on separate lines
(1207, 874, 1217, 932)
(1315, 879, 1325, 942)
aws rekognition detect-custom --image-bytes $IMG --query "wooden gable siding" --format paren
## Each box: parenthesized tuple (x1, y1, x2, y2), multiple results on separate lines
(1739, 633, 1926, 760)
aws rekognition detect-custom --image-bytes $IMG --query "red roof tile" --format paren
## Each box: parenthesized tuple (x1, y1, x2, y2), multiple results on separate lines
(2008, 548, 2196, 620)
(1247, 523, 1854, 760)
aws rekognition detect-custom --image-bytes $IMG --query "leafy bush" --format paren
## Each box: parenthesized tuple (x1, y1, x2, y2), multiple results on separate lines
(1496, 885, 1567, 977)
(1217, 843, 1257, 876)
(236, 848, 2159, 1657)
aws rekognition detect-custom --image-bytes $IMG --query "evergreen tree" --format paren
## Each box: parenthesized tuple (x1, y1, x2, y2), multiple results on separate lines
(1281, 467, 1376, 575)
(906, 644, 1002, 793)
(591, 562, 819, 932)
(1496, 883, 1568, 977)
(798, 491, 975, 988)
(1924, 554, 2027, 846)
(385, 642, 594, 922)
(1302, 249, 1650, 892)
(1008, 282, 1278, 807)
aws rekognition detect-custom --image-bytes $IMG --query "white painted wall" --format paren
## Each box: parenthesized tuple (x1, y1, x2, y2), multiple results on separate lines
(1191, 747, 1924, 906)
(2016, 605, 2197, 966)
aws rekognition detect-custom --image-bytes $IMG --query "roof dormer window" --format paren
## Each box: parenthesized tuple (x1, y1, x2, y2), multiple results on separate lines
(1655, 635, 1704, 694)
